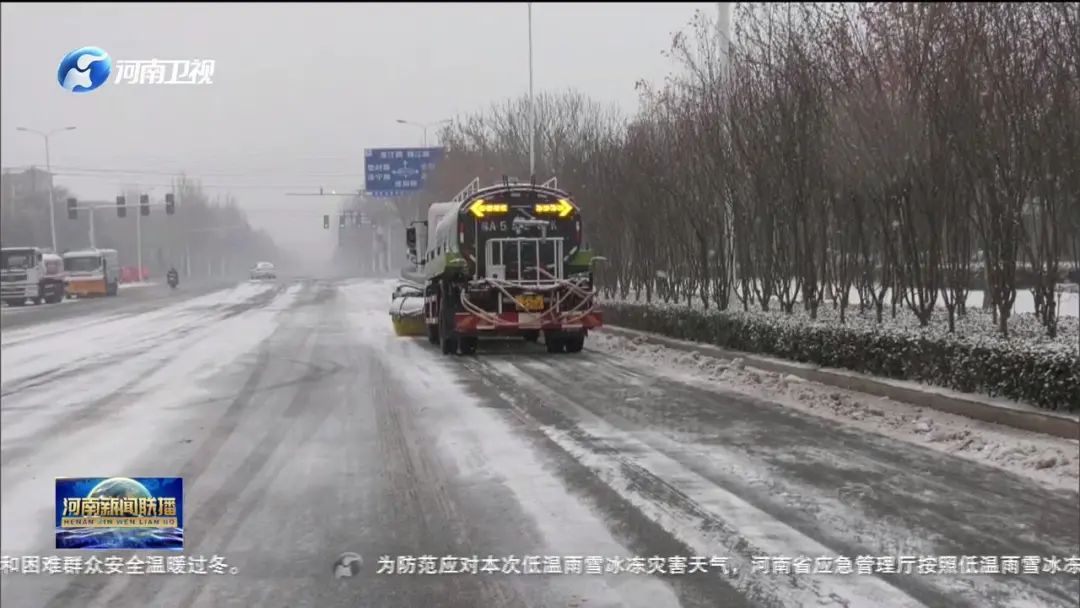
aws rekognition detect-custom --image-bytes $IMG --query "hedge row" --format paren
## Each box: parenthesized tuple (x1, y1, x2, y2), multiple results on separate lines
(603, 304, 1080, 412)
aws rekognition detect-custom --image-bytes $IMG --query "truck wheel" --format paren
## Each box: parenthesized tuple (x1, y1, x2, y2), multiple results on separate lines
(440, 331, 458, 355)
(32, 297, 42, 305)
(425, 285, 440, 344)
(545, 337, 565, 354)
(522, 330, 540, 343)
(458, 336, 478, 356)
(439, 285, 458, 355)
(565, 334, 585, 353)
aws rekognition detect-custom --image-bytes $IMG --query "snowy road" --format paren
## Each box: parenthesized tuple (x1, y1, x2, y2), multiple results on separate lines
(0, 278, 242, 331)
(1, 278, 1077, 608)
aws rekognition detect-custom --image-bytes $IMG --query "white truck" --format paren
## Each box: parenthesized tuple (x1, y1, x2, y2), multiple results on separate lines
(1, 247, 67, 306)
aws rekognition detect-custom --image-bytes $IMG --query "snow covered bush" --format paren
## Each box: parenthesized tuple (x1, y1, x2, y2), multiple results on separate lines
(604, 303, 1080, 412)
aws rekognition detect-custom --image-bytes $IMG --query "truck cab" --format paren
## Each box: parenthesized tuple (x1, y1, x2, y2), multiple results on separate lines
(1, 247, 67, 305)
(63, 249, 120, 297)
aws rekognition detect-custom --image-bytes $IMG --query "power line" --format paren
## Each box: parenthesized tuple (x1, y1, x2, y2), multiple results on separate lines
(47, 165, 365, 178)
(42, 175, 358, 192)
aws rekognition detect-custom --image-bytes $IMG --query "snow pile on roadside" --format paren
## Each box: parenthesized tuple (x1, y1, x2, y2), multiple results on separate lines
(589, 331, 1080, 493)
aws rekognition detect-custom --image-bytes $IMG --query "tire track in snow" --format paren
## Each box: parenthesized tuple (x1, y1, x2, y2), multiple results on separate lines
(465, 354, 930, 608)
(0, 283, 297, 468)
(38, 283, 319, 608)
(0, 283, 286, 396)
(537, 348, 1080, 603)
(338, 282, 695, 608)
(0, 312, 128, 349)
(471, 351, 1077, 608)
(508, 355, 1073, 607)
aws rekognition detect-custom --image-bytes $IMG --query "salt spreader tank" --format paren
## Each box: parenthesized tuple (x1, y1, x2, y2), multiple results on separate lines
(416, 177, 603, 355)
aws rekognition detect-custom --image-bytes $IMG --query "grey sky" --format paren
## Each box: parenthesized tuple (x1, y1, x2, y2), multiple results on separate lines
(2, 2, 712, 258)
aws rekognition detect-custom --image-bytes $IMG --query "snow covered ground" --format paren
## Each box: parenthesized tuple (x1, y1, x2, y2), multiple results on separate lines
(602, 289, 1079, 362)
(609, 284, 1079, 318)
(0, 298, 78, 314)
(0, 281, 278, 352)
(2, 278, 1076, 608)
(589, 330, 1080, 493)
(0, 281, 294, 456)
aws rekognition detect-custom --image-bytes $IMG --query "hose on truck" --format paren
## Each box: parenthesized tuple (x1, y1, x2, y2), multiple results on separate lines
(457, 267, 599, 328)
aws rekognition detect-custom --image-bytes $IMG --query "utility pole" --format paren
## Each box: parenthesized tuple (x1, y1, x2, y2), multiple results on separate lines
(16, 126, 77, 252)
(528, 1, 536, 179)
(717, 3, 731, 75)
(46, 137, 56, 251)
(136, 202, 143, 282)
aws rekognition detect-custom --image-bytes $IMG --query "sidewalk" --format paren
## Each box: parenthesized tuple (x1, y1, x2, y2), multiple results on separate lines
(599, 325, 1080, 440)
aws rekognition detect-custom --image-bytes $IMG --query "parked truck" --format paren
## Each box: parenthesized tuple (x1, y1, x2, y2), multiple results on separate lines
(1, 247, 67, 306)
(405, 177, 603, 355)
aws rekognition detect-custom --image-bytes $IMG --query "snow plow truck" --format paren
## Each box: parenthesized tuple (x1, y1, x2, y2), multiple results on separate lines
(405, 177, 604, 355)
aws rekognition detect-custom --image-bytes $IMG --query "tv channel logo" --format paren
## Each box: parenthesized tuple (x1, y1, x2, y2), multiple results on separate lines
(57, 47, 112, 93)
(55, 477, 184, 550)
(57, 47, 216, 93)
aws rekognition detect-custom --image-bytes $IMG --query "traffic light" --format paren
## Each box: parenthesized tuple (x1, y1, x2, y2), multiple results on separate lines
(117, 195, 126, 218)
(140, 194, 150, 216)
(339, 215, 345, 229)
(165, 193, 175, 215)
(67, 198, 77, 220)
(323, 215, 330, 229)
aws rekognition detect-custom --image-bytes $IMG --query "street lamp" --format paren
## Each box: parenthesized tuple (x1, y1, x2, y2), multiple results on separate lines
(394, 118, 451, 222)
(16, 125, 77, 252)
(394, 118, 451, 147)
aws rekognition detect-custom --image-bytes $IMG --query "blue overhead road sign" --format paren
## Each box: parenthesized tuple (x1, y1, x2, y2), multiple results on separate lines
(364, 147, 445, 197)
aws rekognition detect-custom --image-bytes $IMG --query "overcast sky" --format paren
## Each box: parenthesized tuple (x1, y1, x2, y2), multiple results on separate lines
(2, 2, 713, 259)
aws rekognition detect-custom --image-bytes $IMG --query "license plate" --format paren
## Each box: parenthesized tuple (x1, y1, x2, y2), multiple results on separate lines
(515, 294, 544, 312)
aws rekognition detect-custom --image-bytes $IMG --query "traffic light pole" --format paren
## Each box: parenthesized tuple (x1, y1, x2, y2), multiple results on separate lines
(136, 209, 143, 283)
(68, 198, 172, 272)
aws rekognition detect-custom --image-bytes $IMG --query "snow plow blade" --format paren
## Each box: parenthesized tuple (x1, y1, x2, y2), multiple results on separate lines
(391, 316, 427, 337)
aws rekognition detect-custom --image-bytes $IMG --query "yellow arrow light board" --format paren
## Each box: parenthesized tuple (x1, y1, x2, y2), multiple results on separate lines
(469, 199, 508, 218)
(535, 199, 574, 218)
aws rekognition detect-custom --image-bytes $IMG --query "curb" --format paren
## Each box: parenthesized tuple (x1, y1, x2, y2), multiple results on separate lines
(600, 326, 1080, 441)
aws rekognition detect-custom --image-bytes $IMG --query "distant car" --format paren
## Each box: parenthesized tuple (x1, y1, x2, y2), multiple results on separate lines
(250, 262, 276, 280)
